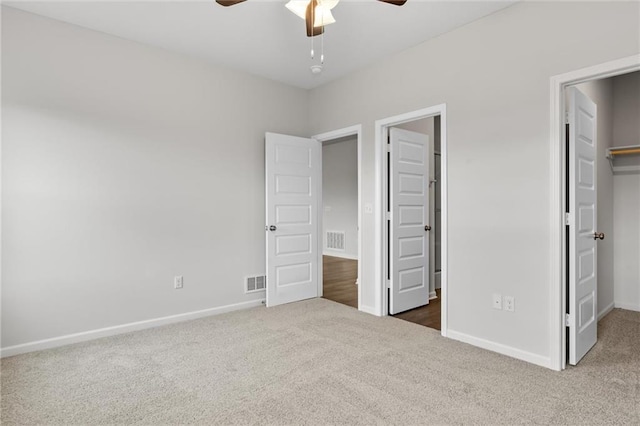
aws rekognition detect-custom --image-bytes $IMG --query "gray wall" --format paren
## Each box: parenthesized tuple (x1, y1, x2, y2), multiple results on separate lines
(613, 72, 640, 148)
(322, 139, 358, 259)
(1, 7, 309, 347)
(612, 72, 640, 311)
(573, 79, 615, 317)
(308, 1, 639, 364)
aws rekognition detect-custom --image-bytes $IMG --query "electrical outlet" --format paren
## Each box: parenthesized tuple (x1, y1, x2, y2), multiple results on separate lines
(504, 296, 515, 312)
(492, 293, 502, 310)
(174, 276, 183, 289)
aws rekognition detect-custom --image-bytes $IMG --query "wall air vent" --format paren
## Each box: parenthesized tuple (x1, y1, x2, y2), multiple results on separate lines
(246, 275, 266, 293)
(326, 231, 345, 251)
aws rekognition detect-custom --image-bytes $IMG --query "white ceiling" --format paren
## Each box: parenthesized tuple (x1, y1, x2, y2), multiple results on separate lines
(6, 0, 517, 89)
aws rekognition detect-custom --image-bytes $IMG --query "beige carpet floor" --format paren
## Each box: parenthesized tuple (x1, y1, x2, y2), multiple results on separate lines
(1, 299, 639, 425)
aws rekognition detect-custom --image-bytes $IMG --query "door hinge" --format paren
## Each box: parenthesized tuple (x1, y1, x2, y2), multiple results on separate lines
(386, 211, 391, 221)
(386, 279, 391, 289)
(565, 313, 572, 327)
(565, 111, 570, 125)
(565, 212, 573, 226)
(386, 143, 392, 153)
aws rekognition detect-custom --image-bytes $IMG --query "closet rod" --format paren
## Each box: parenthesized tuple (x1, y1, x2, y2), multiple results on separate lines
(609, 148, 640, 156)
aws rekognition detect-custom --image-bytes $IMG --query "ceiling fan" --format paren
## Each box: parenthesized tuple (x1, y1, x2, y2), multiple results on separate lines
(215, 0, 407, 37)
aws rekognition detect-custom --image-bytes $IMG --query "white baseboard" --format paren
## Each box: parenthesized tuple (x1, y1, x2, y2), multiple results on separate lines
(1, 299, 265, 358)
(322, 251, 358, 260)
(614, 302, 640, 313)
(598, 302, 615, 320)
(435, 271, 441, 290)
(429, 291, 438, 300)
(447, 329, 552, 370)
(359, 304, 380, 316)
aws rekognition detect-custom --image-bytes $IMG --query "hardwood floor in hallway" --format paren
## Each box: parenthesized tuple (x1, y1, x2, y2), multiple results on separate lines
(322, 255, 358, 309)
(393, 289, 441, 331)
(322, 255, 441, 330)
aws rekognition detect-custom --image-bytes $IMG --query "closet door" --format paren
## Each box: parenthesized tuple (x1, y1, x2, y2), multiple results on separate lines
(567, 87, 599, 365)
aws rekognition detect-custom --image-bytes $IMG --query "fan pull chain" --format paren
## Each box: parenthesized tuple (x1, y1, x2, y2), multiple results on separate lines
(321, 29, 324, 64)
(310, 25, 314, 59)
(310, 3, 315, 59)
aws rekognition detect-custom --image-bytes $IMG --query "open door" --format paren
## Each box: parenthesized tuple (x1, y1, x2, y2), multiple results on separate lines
(567, 87, 599, 365)
(265, 132, 321, 307)
(389, 128, 430, 314)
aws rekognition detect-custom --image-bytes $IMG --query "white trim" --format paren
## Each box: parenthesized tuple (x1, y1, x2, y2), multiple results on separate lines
(428, 133, 436, 302)
(0, 7, 3, 357)
(447, 329, 552, 370)
(322, 251, 359, 260)
(313, 125, 363, 311)
(598, 302, 615, 320)
(359, 304, 378, 316)
(374, 104, 448, 337)
(441, 108, 448, 337)
(317, 139, 324, 298)
(0, 299, 264, 358)
(614, 302, 640, 313)
(549, 55, 640, 372)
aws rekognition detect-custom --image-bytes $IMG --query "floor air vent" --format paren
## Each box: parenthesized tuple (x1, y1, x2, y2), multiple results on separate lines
(246, 275, 266, 293)
(326, 231, 345, 251)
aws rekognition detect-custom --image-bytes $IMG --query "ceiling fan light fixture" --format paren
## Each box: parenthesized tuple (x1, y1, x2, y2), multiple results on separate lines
(285, 0, 307, 20)
(286, 0, 337, 27)
(314, 7, 335, 27)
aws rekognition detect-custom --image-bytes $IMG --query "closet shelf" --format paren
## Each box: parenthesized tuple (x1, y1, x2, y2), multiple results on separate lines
(606, 144, 640, 174)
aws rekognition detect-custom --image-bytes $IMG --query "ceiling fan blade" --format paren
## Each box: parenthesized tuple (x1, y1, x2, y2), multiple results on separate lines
(306, 0, 324, 37)
(215, 0, 246, 6)
(377, 0, 407, 5)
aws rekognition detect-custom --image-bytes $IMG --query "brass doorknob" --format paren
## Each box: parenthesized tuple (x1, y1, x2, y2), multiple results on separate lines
(593, 232, 605, 240)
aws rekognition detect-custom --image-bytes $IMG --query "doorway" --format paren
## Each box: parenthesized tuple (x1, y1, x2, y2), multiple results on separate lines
(313, 126, 362, 310)
(374, 104, 448, 336)
(550, 55, 640, 370)
(264, 126, 361, 309)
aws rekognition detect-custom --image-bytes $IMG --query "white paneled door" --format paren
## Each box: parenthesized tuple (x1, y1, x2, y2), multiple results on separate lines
(265, 133, 321, 307)
(389, 128, 430, 315)
(568, 87, 599, 365)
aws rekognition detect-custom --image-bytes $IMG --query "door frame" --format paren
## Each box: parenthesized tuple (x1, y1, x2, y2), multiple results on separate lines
(549, 55, 639, 371)
(313, 125, 362, 310)
(374, 104, 448, 336)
